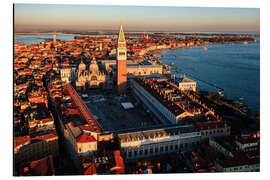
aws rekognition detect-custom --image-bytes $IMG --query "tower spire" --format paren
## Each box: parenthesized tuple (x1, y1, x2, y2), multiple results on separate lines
(118, 22, 125, 42)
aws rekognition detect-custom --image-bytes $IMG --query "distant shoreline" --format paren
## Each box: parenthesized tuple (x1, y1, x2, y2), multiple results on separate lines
(15, 31, 260, 37)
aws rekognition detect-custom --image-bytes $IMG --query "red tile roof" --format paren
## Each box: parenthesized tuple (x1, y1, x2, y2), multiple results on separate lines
(32, 131, 58, 142)
(76, 133, 96, 143)
(14, 136, 30, 148)
(28, 155, 55, 176)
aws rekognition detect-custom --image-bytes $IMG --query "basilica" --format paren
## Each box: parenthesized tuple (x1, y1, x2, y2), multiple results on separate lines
(75, 56, 108, 90)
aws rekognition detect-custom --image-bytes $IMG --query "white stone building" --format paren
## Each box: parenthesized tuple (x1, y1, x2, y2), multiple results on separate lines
(75, 57, 107, 90)
(178, 75, 197, 92)
(118, 125, 201, 160)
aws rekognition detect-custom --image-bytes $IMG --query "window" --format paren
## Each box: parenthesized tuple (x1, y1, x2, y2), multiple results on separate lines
(155, 145, 159, 152)
(91, 75, 97, 81)
(180, 144, 183, 148)
(145, 149, 148, 155)
(160, 146, 164, 152)
(119, 52, 126, 56)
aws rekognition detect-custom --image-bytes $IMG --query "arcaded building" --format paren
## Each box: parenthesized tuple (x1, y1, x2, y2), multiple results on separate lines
(118, 125, 201, 160)
(101, 60, 163, 77)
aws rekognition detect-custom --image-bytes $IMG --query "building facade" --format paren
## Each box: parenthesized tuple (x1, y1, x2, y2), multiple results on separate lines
(75, 57, 106, 90)
(118, 125, 201, 161)
(127, 63, 163, 76)
(60, 67, 75, 83)
(101, 60, 163, 77)
(178, 75, 197, 92)
(14, 132, 59, 166)
(209, 136, 259, 172)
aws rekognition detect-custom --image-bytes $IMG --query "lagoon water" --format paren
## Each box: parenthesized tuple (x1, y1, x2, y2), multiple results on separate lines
(161, 40, 260, 110)
(15, 33, 83, 45)
(15, 33, 110, 45)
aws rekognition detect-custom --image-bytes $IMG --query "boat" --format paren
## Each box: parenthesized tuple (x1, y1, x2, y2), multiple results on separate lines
(170, 62, 174, 66)
(243, 41, 248, 45)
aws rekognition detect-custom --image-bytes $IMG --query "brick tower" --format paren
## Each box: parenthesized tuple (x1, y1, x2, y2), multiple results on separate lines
(117, 23, 127, 94)
(53, 32, 56, 45)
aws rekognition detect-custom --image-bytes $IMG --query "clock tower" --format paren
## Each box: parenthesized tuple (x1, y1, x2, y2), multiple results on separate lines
(117, 23, 127, 94)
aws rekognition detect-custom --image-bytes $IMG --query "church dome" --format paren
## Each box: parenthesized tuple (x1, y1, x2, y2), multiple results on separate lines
(78, 60, 86, 71)
(89, 57, 99, 73)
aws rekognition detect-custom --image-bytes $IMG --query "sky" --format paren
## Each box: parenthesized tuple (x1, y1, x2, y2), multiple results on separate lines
(14, 4, 260, 32)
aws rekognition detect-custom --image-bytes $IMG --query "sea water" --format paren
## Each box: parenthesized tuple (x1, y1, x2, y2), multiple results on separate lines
(161, 40, 260, 110)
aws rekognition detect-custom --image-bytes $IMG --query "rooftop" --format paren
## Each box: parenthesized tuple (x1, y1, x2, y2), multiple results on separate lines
(178, 75, 196, 83)
(14, 136, 30, 149)
(63, 84, 102, 133)
(19, 155, 55, 176)
(117, 124, 198, 142)
(76, 133, 96, 143)
(236, 136, 259, 145)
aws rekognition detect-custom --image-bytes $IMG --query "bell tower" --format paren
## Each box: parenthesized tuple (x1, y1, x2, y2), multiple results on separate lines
(53, 32, 56, 45)
(116, 23, 127, 94)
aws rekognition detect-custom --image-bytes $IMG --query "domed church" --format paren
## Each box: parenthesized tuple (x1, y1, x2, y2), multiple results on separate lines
(75, 57, 106, 90)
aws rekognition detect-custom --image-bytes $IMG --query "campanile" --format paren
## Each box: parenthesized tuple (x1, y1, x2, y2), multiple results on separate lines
(117, 23, 127, 94)
(53, 32, 56, 45)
